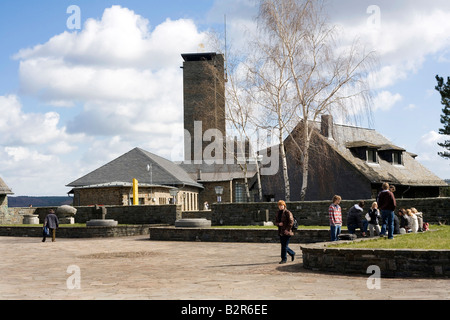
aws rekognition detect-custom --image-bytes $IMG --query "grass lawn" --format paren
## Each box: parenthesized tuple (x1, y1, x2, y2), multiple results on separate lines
(331, 225, 450, 250)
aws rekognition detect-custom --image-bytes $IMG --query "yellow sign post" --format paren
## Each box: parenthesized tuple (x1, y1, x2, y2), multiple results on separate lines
(132, 179, 138, 205)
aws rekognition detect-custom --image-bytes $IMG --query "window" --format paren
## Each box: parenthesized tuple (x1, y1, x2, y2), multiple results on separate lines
(235, 183, 246, 203)
(367, 148, 378, 163)
(129, 197, 144, 205)
(393, 152, 403, 165)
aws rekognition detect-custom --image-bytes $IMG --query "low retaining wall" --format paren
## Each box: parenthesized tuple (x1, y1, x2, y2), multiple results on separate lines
(2, 198, 449, 227)
(3, 205, 182, 225)
(301, 242, 450, 278)
(148, 227, 359, 243)
(0, 225, 152, 238)
(210, 198, 450, 226)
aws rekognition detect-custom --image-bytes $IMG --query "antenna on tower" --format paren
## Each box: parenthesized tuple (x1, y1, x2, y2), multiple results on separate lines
(224, 14, 228, 82)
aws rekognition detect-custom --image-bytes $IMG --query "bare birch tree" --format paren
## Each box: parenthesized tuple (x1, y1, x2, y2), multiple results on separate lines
(256, 0, 376, 200)
(246, 22, 299, 202)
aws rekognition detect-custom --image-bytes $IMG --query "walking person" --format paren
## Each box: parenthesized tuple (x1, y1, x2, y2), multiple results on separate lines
(377, 182, 396, 239)
(275, 200, 295, 264)
(42, 209, 59, 242)
(329, 195, 342, 241)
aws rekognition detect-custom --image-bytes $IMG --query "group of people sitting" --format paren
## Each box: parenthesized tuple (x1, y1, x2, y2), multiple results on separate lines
(346, 200, 428, 237)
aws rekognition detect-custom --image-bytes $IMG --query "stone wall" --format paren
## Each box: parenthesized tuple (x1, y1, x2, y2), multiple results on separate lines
(0, 195, 10, 224)
(2, 198, 449, 227)
(209, 198, 450, 226)
(1, 207, 35, 224)
(70, 204, 182, 224)
(0, 225, 152, 238)
(301, 242, 450, 278)
(148, 226, 337, 243)
(2, 205, 181, 225)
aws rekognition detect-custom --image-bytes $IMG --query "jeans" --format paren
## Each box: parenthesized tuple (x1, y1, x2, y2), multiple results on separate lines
(280, 235, 295, 261)
(330, 225, 341, 241)
(380, 210, 394, 239)
(368, 224, 381, 237)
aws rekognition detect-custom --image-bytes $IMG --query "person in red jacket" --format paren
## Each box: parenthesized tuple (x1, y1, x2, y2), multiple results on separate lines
(377, 182, 397, 239)
(275, 200, 295, 264)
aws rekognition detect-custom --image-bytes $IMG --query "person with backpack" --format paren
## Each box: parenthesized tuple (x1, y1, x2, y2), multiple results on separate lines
(275, 200, 295, 264)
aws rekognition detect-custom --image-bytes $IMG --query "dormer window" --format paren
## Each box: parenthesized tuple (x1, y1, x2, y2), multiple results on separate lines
(378, 144, 405, 166)
(347, 141, 407, 166)
(346, 141, 380, 164)
(393, 151, 403, 165)
(367, 148, 378, 164)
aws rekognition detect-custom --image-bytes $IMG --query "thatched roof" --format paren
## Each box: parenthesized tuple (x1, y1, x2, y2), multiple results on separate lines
(318, 122, 446, 187)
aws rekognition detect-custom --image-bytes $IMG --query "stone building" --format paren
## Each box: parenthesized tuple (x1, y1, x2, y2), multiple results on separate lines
(179, 52, 256, 206)
(0, 176, 13, 222)
(67, 51, 446, 207)
(255, 115, 447, 201)
(182, 52, 226, 163)
(66, 53, 255, 209)
(67, 148, 203, 211)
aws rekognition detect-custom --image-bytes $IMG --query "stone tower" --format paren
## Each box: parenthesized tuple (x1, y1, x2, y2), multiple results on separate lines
(182, 52, 226, 163)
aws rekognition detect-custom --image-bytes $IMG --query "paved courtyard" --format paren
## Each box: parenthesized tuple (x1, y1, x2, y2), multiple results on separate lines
(0, 236, 448, 300)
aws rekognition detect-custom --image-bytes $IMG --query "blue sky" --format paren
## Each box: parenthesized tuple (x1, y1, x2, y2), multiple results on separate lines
(0, 0, 449, 196)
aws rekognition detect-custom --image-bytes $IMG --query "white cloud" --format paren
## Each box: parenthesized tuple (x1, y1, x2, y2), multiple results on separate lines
(372, 90, 403, 111)
(2, 6, 211, 195)
(0, 95, 71, 146)
(15, 6, 206, 69)
(413, 130, 450, 179)
(13, 5, 207, 154)
(338, 6, 450, 91)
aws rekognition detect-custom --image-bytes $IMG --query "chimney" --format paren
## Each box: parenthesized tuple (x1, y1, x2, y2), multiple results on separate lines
(321, 115, 333, 139)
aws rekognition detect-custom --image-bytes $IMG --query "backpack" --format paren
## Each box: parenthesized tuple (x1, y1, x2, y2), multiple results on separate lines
(292, 215, 299, 231)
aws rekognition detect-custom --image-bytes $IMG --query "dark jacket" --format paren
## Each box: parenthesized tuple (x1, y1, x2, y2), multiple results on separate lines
(44, 213, 59, 229)
(377, 190, 396, 211)
(347, 204, 364, 229)
(276, 209, 294, 237)
(393, 215, 400, 234)
(367, 208, 380, 225)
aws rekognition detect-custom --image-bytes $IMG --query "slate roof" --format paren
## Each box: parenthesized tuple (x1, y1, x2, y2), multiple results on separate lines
(313, 121, 447, 187)
(179, 162, 258, 182)
(0, 176, 13, 195)
(67, 148, 203, 189)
